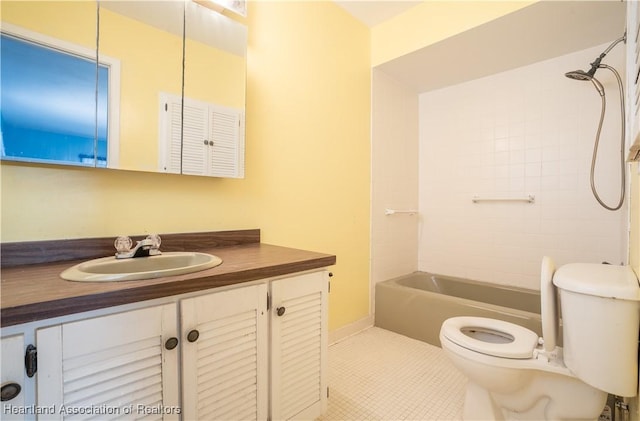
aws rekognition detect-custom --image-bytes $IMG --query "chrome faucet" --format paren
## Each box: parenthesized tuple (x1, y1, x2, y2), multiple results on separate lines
(114, 234, 162, 259)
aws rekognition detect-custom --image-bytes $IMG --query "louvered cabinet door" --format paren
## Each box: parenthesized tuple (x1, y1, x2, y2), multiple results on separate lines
(159, 93, 183, 174)
(181, 101, 208, 176)
(180, 283, 269, 421)
(37, 304, 180, 421)
(207, 106, 242, 178)
(270, 271, 329, 421)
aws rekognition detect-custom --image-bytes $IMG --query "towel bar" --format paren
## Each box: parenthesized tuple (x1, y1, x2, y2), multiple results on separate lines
(472, 195, 535, 203)
(384, 209, 418, 216)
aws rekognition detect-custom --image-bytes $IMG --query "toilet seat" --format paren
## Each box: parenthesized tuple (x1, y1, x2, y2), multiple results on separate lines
(442, 316, 540, 359)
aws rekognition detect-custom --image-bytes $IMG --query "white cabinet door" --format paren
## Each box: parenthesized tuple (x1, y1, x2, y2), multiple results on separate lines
(158, 93, 184, 174)
(37, 304, 179, 421)
(1, 334, 26, 421)
(161, 94, 244, 178)
(181, 100, 209, 176)
(207, 106, 242, 178)
(270, 271, 329, 421)
(181, 283, 269, 421)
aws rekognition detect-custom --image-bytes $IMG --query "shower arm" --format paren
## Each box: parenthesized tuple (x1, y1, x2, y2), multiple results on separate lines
(588, 33, 627, 74)
(602, 33, 627, 55)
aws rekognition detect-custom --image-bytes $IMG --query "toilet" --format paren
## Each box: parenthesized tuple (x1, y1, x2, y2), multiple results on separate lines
(439, 257, 640, 420)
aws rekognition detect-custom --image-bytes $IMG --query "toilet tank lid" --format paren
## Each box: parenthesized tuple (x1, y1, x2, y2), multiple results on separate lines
(553, 264, 640, 301)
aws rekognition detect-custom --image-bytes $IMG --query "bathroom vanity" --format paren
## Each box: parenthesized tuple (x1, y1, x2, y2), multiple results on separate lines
(0, 230, 335, 421)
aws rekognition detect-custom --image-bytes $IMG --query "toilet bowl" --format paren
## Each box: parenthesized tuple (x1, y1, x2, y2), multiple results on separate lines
(440, 317, 607, 420)
(439, 257, 640, 421)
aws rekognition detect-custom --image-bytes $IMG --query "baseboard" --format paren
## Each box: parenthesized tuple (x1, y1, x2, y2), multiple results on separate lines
(329, 314, 374, 345)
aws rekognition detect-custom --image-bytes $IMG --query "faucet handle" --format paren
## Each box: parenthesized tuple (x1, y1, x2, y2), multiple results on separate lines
(146, 234, 161, 249)
(114, 236, 133, 253)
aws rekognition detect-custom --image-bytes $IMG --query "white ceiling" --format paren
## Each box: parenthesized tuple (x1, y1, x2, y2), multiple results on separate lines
(333, 1, 422, 27)
(355, 1, 627, 93)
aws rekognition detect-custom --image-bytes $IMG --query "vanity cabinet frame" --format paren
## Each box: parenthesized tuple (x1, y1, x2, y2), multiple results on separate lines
(1, 269, 328, 421)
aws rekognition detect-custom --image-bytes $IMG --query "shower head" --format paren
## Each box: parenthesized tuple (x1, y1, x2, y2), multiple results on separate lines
(565, 69, 594, 81)
(564, 33, 626, 83)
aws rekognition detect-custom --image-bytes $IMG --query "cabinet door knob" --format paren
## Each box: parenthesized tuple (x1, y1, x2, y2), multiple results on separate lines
(164, 337, 179, 350)
(24, 345, 37, 378)
(1, 382, 22, 402)
(276, 306, 286, 317)
(187, 329, 200, 343)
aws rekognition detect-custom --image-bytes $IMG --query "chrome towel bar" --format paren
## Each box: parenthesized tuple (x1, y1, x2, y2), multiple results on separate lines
(385, 209, 418, 216)
(472, 195, 535, 203)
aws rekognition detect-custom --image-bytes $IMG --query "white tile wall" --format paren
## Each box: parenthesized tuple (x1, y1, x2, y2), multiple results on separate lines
(418, 43, 628, 289)
(371, 69, 419, 301)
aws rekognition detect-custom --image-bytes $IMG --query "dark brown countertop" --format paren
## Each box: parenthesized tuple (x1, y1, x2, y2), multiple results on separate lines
(1, 231, 336, 327)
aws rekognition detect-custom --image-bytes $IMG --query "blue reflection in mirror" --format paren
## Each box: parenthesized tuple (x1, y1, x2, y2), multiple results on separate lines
(0, 33, 108, 167)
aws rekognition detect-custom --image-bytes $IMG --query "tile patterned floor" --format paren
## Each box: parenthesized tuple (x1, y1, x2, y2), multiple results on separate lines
(319, 327, 466, 421)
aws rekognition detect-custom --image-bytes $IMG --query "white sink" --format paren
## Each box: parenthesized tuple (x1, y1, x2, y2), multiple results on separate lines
(61, 252, 223, 282)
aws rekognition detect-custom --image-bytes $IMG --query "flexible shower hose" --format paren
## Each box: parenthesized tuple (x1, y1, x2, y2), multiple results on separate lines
(589, 64, 625, 211)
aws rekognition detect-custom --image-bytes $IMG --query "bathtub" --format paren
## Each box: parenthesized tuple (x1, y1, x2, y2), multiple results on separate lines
(374, 271, 548, 347)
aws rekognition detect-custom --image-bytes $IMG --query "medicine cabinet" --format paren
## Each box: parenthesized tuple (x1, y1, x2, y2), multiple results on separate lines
(0, 0, 247, 178)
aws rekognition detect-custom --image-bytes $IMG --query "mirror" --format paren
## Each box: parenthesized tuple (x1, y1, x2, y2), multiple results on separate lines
(99, 0, 185, 173)
(179, 1, 247, 178)
(0, 1, 102, 166)
(0, 0, 247, 177)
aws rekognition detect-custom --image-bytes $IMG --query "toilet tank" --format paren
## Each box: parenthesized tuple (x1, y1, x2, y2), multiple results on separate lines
(553, 263, 640, 397)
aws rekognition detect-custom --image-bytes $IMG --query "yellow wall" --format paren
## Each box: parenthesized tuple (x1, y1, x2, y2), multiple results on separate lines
(371, 1, 534, 67)
(184, 37, 245, 108)
(99, 9, 183, 172)
(0, 1, 96, 48)
(0, 1, 371, 332)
